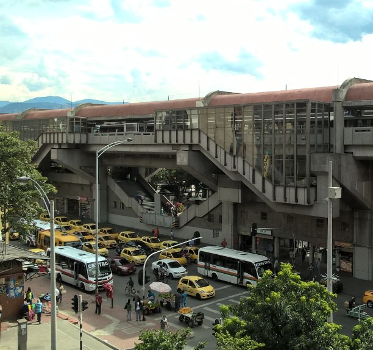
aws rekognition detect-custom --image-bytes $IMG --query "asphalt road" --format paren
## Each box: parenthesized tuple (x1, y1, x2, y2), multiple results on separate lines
(14, 239, 373, 349)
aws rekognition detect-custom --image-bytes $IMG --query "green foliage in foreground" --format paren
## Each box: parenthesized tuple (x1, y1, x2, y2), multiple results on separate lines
(351, 317, 373, 349)
(135, 329, 205, 350)
(217, 263, 351, 350)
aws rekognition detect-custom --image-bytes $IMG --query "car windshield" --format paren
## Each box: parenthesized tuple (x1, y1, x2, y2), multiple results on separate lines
(132, 249, 143, 256)
(72, 220, 82, 226)
(172, 252, 183, 258)
(119, 258, 129, 265)
(61, 225, 72, 231)
(81, 232, 91, 237)
(86, 224, 95, 230)
(98, 243, 105, 248)
(102, 236, 111, 241)
(58, 217, 68, 222)
(168, 261, 182, 268)
(127, 232, 137, 238)
(65, 241, 80, 248)
(150, 238, 160, 243)
(104, 228, 113, 234)
(195, 279, 209, 288)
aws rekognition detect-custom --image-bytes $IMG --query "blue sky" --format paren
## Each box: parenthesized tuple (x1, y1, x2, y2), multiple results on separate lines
(1, 0, 373, 102)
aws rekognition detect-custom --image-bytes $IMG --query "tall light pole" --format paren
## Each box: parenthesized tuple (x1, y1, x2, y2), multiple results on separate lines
(326, 161, 341, 323)
(95, 139, 132, 290)
(18, 176, 57, 350)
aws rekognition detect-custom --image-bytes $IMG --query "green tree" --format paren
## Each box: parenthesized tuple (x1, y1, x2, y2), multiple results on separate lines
(217, 263, 350, 350)
(134, 329, 205, 350)
(351, 317, 373, 349)
(0, 127, 55, 237)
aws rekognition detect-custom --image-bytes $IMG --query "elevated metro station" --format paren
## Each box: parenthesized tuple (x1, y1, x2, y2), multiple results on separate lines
(1, 77, 373, 280)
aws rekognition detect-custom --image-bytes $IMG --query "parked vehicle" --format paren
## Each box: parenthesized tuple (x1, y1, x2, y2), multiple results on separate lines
(319, 273, 343, 293)
(152, 259, 187, 279)
(108, 257, 136, 276)
(117, 240, 153, 256)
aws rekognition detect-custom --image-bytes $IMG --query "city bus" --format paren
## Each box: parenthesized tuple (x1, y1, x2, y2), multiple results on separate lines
(37, 229, 81, 250)
(197, 246, 272, 287)
(54, 246, 113, 291)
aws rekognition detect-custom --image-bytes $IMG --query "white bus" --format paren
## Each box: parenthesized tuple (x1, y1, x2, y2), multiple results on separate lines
(55, 246, 113, 292)
(197, 246, 272, 287)
(22, 219, 51, 246)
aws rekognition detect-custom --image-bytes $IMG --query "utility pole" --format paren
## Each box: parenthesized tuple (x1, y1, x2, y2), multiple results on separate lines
(78, 295, 83, 350)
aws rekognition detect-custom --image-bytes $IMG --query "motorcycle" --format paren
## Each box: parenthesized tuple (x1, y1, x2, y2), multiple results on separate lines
(319, 273, 343, 293)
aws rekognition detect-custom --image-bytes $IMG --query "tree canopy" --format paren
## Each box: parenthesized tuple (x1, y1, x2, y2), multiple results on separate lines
(0, 127, 55, 236)
(216, 263, 351, 350)
(134, 329, 205, 350)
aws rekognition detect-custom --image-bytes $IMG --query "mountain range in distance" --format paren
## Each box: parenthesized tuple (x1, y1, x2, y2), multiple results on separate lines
(0, 96, 126, 114)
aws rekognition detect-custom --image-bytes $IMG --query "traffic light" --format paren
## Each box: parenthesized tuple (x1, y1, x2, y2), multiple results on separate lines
(81, 300, 88, 312)
(71, 295, 78, 313)
(138, 269, 143, 285)
(251, 223, 257, 237)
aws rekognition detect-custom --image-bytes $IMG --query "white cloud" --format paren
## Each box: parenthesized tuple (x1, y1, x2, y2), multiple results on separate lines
(1, 0, 373, 102)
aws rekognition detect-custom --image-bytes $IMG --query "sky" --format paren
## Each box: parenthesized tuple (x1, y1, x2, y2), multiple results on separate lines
(1, 0, 373, 103)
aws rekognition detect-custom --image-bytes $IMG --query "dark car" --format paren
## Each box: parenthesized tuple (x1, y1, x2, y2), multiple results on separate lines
(109, 257, 136, 276)
(116, 240, 153, 256)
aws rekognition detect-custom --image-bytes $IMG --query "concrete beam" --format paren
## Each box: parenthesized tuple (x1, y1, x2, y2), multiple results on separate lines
(103, 156, 177, 168)
(50, 148, 95, 183)
(176, 151, 218, 191)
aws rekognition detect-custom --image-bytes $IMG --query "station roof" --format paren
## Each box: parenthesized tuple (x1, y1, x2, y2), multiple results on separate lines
(345, 82, 373, 102)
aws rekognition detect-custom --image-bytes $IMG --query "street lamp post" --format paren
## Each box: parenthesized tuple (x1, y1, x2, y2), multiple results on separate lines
(142, 237, 201, 299)
(18, 176, 57, 350)
(95, 139, 132, 291)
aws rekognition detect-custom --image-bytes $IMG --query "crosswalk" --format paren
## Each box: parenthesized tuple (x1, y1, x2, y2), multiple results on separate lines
(155, 290, 249, 330)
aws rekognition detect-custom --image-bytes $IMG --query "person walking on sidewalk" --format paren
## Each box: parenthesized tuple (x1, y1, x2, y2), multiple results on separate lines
(174, 291, 182, 312)
(124, 299, 132, 321)
(35, 298, 43, 324)
(315, 258, 321, 276)
(154, 227, 160, 239)
(25, 287, 34, 303)
(95, 290, 103, 315)
(135, 300, 142, 321)
(57, 283, 64, 303)
(160, 315, 168, 330)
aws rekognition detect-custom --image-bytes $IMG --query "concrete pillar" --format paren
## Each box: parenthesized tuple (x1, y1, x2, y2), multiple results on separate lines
(335, 249, 340, 271)
(274, 237, 280, 259)
(222, 202, 234, 248)
(252, 236, 257, 254)
(154, 193, 162, 214)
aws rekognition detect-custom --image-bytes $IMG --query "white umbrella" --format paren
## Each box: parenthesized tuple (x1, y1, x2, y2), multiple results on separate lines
(149, 281, 172, 293)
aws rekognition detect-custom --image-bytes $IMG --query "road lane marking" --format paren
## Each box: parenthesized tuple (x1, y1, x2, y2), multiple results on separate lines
(203, 307, 221, 314)
(214, 285, 231, 291)
(228, 299, 240, 304)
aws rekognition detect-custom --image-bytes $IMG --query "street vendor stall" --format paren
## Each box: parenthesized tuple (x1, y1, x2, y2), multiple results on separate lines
(159, 292, 175, 311)
(178, 307, 204, 328)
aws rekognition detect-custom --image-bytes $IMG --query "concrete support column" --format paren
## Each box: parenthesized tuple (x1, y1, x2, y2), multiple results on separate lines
(335, 249, 340, 271)
(274, 237, 280, 259)
(99, 160, 108, 223)
(222, 202, 234, 248)
(154, 193, 162, 214)
(252, 236, 256, 254)
(309, 244, 314, 265)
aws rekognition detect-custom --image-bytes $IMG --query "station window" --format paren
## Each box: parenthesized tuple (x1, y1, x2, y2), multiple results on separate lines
(207, 214, 214, 222)
(219, 215, 222, 224)
(120, 202, 124, 209)
(113, 201, 117, 209)
(341, 222, 349, 232)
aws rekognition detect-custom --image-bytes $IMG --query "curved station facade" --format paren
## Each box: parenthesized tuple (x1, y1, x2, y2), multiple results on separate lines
(2, 77, 373, 280)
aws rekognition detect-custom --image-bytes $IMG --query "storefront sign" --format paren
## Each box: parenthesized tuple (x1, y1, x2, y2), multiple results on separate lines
(340, 259, 352, 273)
(335, 241, 353, 248)
(77, 196, 88, 202)
(257, 228, 272, 236)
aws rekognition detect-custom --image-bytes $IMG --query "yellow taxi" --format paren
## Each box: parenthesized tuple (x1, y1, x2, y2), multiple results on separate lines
(159, 250, 187, 266)
(9, 231, 20, 240)
(140, 236, 162, 250)
(98, 234, 118, 249)
(39, 213, 50, 222)
(69, 219, 84, 230)
(160, 240, 179, 250)
(72, 230, 95, 242)
(182, 246, 199, 263)
(120, 247, 146, 265)
(177, 276, 215, 300)
(82, 241, 108, 257)
(82, 223, 97, 234)
(99, 227, 119, 240)
(56, 224, 75, 235)
(29, 248, 48, 265)
(363, 290, 373, 308)
(54, 216, 69, 225)
(117, 231, 139, 243)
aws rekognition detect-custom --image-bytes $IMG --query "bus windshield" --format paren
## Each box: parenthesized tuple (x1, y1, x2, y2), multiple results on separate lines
(87, 261, 111, 278)
(256, 261, 273, 278)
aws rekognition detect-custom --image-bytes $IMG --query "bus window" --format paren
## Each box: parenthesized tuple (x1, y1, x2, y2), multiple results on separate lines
(79, 262, 88, 279)
(213, 255, 224, 267)
(225, 257, 236, 270)
(243, 261, 257, 278)
(44, 236, 50, 248)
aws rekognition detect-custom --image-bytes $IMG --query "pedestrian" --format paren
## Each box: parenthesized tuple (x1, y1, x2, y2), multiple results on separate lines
(148, 289, 155, 302)
(170, 229, 174, 240)
(58, 283, 65, 303)
(95, 290, 102, 315)
(134, 290, 141, 303)
(124, 299, 132, 321)
(174, 291, 182, 312)
(55, 287, 60, 304)
(154, 227, 159, 239)
(221, 238, 227, 248)
(273, 259, 279, 275)
(181, 289, 187, 307)
(140, 195, 144, 205)
(160, 315, 168, 330)
(25, 287, 34, 303)
(135, 300, 142, 321)
(35, 298, 43, 324)
(316, 258, 321, 275)
(301, 247, 306, 262)
(307, 263, 314, 281)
